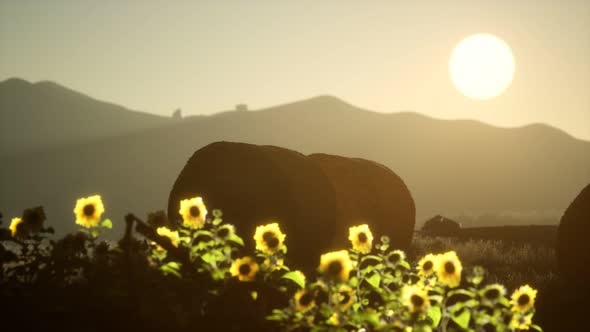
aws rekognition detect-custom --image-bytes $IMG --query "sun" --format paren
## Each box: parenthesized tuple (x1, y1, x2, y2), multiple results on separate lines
(449, 34, 515, 100)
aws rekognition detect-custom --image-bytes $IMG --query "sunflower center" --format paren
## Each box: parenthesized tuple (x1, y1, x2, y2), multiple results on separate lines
(217, 228, 229, 238)
(444, 261, 455, 274)
(358, 232, 368, 243)
(83, 204, 95, 217)
(484, 289, 500, 300)
(327, 261, 343, 276)
(389, 253, 401, 263)
(339, 293, 351, 305)
(517, 294, 530, 306)
(410, 294, 424, 307)
(423, 261, 433, 271)
(190, 206, 200, 218)
(239, 263, 251, 275)
(300, 292, 314, 306)
(262, 231, 280, 249)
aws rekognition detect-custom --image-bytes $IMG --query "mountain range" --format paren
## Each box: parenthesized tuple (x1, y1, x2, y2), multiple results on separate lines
(1, 78, 589, 237)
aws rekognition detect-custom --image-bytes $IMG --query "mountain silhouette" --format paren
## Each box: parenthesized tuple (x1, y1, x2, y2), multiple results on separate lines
(0, 78, 171, 156)
(1, 79, 589, 237)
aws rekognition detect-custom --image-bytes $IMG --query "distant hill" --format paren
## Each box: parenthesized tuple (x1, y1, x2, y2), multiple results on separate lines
(0, 78, 172, 156)
(1, 81, 589, 237)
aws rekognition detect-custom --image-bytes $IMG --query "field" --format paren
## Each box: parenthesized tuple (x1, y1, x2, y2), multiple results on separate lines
(411, 227, 589, 332)
(409, 232, 557, 292)
(0, 210, 583, 332)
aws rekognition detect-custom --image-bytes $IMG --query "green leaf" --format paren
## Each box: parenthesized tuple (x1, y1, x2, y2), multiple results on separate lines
(194, 230, 214, 238)
(359, 312, 380, 327)
(349, 276, 358, 287)
(160, 265, 181, 278)
(91, 229, 100, 238)
(529, 324, 543, 332)
(448, 289, 477, 298)
(227, 233, 244, 246)
(427, 306, 442, 326)
(160, 262, 182, 277)
(398, 260, 411, 270)
(281, 271, 306, 288)
(361, 255, 383, 263)
(250, 291, 258, 300)
(212, 218, 223, 226)
(498, 297, 510, 307)
(201, 252, 217, 264)
(101, 219, 112, 229)
(366, 273, 381, 289)
(451, 310, 471, 329)
(166, 261, 181, 270)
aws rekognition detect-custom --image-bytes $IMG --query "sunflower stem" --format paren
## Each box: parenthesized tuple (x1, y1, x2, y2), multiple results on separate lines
(356, 251, 363, 311)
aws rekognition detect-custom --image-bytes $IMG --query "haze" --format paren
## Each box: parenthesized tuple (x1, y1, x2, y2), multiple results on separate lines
(1, 0, 589, 140)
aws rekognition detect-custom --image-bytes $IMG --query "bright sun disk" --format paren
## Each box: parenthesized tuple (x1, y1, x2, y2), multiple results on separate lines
(449, 34, 515, 100)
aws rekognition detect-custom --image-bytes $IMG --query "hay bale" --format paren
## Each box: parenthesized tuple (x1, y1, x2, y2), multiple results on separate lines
(557, 183, 590, 287)
(421, 215, 461, 237)
(308, 153, 415, 250)
(167, 142, 339, 271)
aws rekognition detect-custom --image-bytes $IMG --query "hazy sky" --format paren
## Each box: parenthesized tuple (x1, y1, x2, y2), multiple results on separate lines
(1, 0, 589, 139)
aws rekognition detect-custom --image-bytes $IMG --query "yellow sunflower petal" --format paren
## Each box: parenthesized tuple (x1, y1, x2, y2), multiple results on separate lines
(294, 289, 315, 312)
(348, 224, 374, 254)
(9, 217, 25, 237)
(510, 285, 537, 312)
(402, 285, 431, 312)
(253, 222, 286, 254)
(319, 250, 353, 283)
(230, 256, 259, 282)
(74, 195, 105, 228)
(156, 227, 180, 247)
(435, 251, 463, 288)
(179, 197, 208, 229)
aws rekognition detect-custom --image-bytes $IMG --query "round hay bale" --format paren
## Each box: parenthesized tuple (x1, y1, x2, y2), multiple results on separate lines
(308, 153, 415, 250)
(557, 183, 590, 287)
(421, 215, 461, 237)
(167, 142, 339, 271)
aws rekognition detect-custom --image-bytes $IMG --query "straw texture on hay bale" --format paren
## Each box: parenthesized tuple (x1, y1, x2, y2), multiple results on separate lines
(308, 153, 415, 250)
(167, 142, 339, 271)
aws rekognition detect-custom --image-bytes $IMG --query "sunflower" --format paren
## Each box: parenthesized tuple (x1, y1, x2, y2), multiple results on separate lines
(510, 285, 537, 312)
(334, 285, 354, 311)
(327, 313, 341, 326)
(348, 224, 374, 254)
(156, 227, 180, 247)
(402, 285, 430, 313)
(319, 250, 353, 283)
(510, 313, 532, 330)
(263, 256, 285, 271)
(216, 224, 235, 239)
(9, 217, 26, 238)
(253, 222, 286, 254)
(230, 256, 259, 282)
(435, 251, 463, 288)
(179, 197, 208, 229)
(480, 284, 506, 305)
(22, 206, 46, 233)
(74, 195, 105, 228)
(294, 289, 315, 312)
(417, 253, 438, 277)
(386, 250, 406, 265)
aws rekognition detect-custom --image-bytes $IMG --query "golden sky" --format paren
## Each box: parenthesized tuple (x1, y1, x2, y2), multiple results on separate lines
(1, 0, 589, 139)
